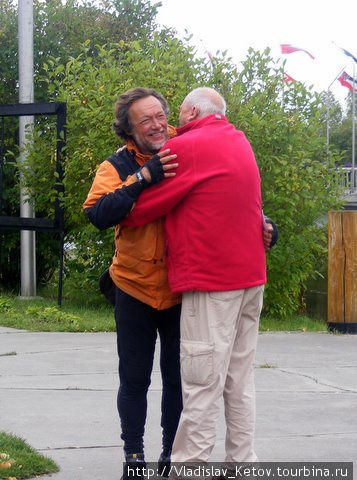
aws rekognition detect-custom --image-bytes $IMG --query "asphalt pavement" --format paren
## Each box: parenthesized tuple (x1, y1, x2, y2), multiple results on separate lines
(0, 326, 356, 479)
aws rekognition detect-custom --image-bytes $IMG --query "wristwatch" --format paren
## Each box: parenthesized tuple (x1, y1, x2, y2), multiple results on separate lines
(136, 169, 146, 185)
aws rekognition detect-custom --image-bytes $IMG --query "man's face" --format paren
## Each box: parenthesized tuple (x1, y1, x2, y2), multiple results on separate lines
(128, 96, 168, 154)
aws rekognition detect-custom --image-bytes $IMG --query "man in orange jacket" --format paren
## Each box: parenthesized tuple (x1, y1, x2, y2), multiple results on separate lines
(83, 88, 180, 479)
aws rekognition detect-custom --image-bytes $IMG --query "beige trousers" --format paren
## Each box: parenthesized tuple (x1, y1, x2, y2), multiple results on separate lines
(171, 285, 264, 464)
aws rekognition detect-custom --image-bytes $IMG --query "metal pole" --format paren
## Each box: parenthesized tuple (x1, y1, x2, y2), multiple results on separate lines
(18, 0, 36, 297)
(352, 62, 356, 191)
(58, 231, 64, 307)
(0, 116, 4, 215)
(326, 95, 330, 159)
(0, 117, 4, 284)
(326, 67, 345, 160)
(56, 105, 66, 307)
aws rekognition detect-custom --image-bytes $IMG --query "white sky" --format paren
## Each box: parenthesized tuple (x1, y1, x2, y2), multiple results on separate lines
(156, 0, 357, 108)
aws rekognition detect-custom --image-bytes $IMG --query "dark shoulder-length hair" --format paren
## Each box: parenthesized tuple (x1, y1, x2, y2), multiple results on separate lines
(113, 87, 169, 140)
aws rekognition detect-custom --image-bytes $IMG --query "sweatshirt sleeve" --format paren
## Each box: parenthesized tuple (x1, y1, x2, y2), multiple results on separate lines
(121, 140, 194, 227)
(83, 160, 144, 230)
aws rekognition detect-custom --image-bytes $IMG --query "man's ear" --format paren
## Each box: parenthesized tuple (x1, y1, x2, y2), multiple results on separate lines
(189, 106, 200, 122)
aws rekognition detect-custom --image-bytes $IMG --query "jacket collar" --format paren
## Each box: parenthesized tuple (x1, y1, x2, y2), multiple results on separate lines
(176, 113, 227, 136)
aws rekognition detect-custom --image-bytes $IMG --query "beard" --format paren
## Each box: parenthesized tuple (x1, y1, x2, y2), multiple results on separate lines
(132, 131, 168, 155)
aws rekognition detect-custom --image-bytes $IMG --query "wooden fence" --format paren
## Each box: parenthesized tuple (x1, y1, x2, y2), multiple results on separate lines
(328, 211, 357, 333)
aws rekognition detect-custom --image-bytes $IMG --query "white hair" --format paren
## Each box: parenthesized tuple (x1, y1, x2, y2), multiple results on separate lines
(182, 87, 226, 117)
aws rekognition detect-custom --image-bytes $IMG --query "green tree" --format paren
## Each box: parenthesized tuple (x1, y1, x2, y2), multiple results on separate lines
(329, 90, 357, 166)
(0, 0, 161, 290)
(22, 44, 343, 316)
(21, 35, 206, 295)
(330, 117, 353, 165)
(0, 0, 344, 313)
(0, 0, 161, 102)
(232, 50, 343, 316)
(204, 48, 344, 315)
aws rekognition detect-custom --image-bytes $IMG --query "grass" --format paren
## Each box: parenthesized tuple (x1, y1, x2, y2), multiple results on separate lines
(0, 292, 114, 332)
(259, 314, 327, 332)
(257, 362, 277, 368)
(0, 291, 327, 333)
(0, 431, 59, 479)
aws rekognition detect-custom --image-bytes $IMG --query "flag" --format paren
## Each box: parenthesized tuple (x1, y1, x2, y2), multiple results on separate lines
(338, 71, 357, 91)
(280, 44, 315, 60)
(284, 73, 296, 83)
(206, 50, 214, 62)
(338, 46, 357, 64)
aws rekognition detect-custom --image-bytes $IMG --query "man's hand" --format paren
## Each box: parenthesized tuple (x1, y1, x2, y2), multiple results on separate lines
(263, 221, 273, 251)
(141, 149, 178, 183)
(262, 217, 278, 251)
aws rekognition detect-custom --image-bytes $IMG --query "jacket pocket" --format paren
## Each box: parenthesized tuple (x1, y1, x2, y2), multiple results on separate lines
(208, 290, 242, 301)
(180, 340, 214, 386)
(116, 224, 157, 264)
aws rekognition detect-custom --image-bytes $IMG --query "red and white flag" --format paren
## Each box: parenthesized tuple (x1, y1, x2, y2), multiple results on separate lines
(280, 44, 315, 60)
(338, 71, 357, 91)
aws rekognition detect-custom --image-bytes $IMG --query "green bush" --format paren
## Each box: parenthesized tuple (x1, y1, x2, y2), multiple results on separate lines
(19, 42, 343, 317)
(0, 0, 163, 289)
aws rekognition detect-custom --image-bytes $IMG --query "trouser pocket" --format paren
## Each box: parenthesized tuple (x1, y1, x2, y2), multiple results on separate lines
(180, 340, 214, 386)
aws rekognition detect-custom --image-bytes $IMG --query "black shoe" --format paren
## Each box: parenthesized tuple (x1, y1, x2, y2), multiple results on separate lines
(122, 453, 146, 480)
(158, 449, 171, 477)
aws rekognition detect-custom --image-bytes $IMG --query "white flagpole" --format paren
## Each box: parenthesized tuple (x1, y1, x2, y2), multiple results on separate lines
(352, 62, 356, 191)
(281, 62, 285, 110)
(326, 67, 345, 159)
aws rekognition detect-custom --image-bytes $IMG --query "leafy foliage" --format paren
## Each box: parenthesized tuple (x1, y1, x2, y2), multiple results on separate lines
(188, 47, 344, 316)
(0, 0, 161, 101)
(0, 292, 326, 332)
(19, 42, 343, 317)
(0, 293, 114, 331)
(25, 304, 80, 329)
(0, 1, 344, 316)
(0, 0, 162, 289)
(321, 89, 357, 167)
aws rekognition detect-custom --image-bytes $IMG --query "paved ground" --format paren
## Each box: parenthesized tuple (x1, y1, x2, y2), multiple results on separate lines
(0, 327, 356, 479)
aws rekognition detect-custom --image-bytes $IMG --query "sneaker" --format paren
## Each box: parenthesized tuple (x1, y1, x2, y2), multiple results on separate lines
(122, 453, 146, 480)
(157, 449, 171, 477)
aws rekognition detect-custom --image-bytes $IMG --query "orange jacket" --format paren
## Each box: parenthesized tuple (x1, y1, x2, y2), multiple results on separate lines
(83, 131, 181, 310)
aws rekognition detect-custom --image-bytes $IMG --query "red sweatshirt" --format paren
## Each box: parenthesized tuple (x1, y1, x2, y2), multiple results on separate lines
(122, 113, 266, 292)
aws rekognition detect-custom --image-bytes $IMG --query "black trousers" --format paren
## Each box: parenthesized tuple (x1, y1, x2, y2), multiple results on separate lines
(115, 287, 182, 456)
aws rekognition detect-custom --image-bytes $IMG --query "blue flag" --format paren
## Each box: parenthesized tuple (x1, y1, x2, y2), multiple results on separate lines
(340, 46, 357, 64)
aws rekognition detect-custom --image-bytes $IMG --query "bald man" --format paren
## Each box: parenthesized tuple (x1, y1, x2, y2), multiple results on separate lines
(122, 87, 269, 469)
